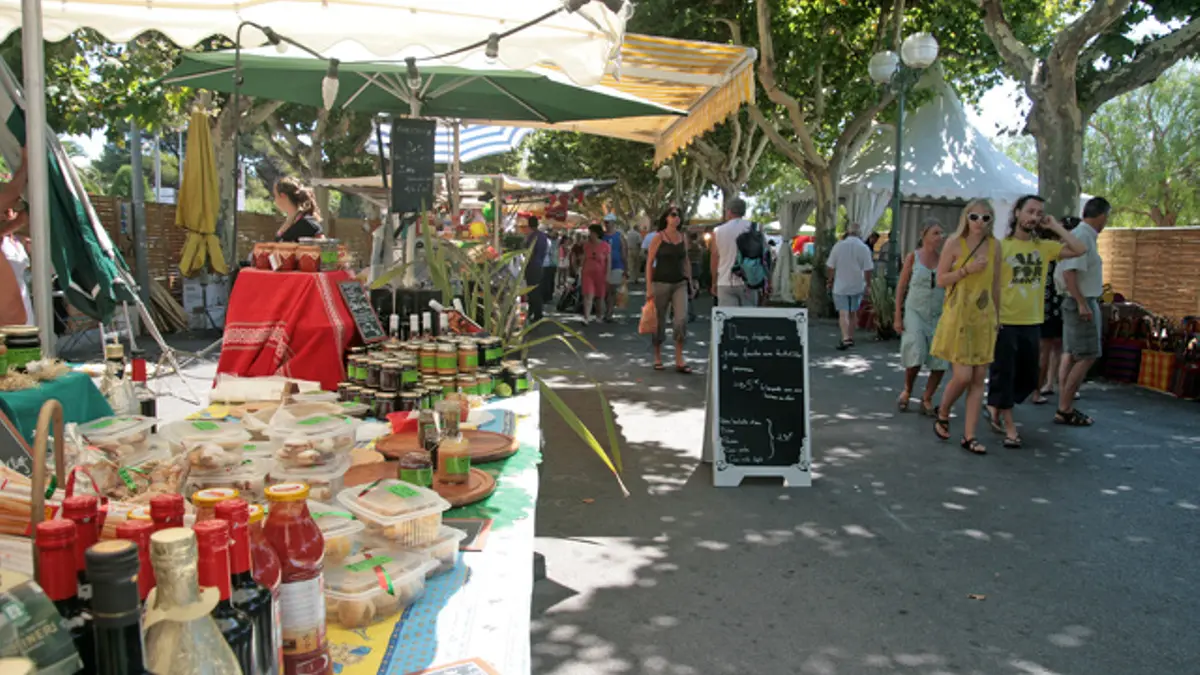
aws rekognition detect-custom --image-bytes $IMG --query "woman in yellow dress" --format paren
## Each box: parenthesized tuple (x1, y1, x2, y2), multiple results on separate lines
(931, 199, 1002, 454)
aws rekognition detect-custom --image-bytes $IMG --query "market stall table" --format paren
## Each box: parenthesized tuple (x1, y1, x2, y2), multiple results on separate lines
(217, 269, 358, 391)
(0, 371, 112, 446)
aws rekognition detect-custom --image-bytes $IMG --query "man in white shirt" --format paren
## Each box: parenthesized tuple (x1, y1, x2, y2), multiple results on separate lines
(1053, 196, 1109, 426)
(709, 198, 755, 306)
(825, 223, 874, 349)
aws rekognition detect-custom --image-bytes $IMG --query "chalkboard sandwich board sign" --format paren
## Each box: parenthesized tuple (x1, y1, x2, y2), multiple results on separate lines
(338, 280, 388, 344)
(389, 117, 436, 214)
(709, 307, 811, 487)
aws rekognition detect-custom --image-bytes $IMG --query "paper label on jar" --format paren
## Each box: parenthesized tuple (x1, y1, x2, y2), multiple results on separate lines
(445, 456, 471, 476)
(461, 353, 478, 367)
(278, 576, 326, 656)
(402, 370, 419, 383)
(436, 355, 456, 368)
(400, 467, 433, 487)
(516, 377, 530, 392)
(298, 416, 332, 426)
(485, 347, 503, 362)
(420, 355, 435, 368)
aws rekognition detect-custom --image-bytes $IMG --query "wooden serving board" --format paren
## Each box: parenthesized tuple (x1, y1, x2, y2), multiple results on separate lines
(342, 460, 495, 507)
(374, 429, 517, 464)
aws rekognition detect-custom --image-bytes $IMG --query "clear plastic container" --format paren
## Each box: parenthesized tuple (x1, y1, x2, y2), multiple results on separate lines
(237, 439, 282, 459)
(362, 526, 465, 577)
(184, 457, 272, 503)
(78, 415, 157, 460)
(307, 500, 364, 565)
(266, 455, 351, 503)
(336, 480, 450, 547)
(335, 401, 371, 418)
(158, 419, 252, 455)
(107, 447, 189, 503)
(292, 391, 340, 404)
(267, 414, 359, 469)
(323, 550, 436, 628)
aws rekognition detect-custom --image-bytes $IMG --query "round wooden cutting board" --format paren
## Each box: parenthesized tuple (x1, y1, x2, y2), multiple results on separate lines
(343, 460, 495, 507)
(374, 429, 518, 464)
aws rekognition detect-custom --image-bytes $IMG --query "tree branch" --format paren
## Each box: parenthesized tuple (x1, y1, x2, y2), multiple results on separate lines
(747, 105, 809, 169)
(727, 112, 743, 181)
(239, 99, 285, 133)
(830, 93, 892, 174)
(265, 117, 309, 174)
(754, 0, 825, 168)
(1050, 0, 1132, 69)
(1079, 19, 1200, 117)
(978, 0, 1038, 84)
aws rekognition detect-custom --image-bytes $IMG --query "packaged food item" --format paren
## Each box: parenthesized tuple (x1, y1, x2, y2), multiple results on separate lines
(181, 439, 243, 471)
(266, 455, 350, 503)
(336, 480, 449, 547)
(397, 451, 433, 488)
(237, 440, 282, 459)
(267, 414, 358, 469)
(335, 401, 371, 418)
(323, 550, 436, 628)
(73, 447, 188, 503)
(78, 415, 156, 461)
(184, 458, 270, 504)
(306, 500, 364, 565)
(292, 390, 340, 404)
(158, 419, 251, 455)
(363, 526, 466, 577)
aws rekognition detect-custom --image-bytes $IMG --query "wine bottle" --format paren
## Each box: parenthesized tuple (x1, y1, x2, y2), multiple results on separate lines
(194, 520, 255, 674)
(143, 528, 241, 675)
(148, 494, 185, 532)
(216, 499, 279, 675)
(60, 495, 99, 602)
(85, 540, 154, 675)
(114, 520, 156, 604)
(34, 520, 94, 674)
(130, 358, 157, 425)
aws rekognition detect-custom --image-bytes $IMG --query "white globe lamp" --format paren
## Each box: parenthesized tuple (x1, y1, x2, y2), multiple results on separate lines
(900, 32, 939, 69)
(868, 51, 900, 85)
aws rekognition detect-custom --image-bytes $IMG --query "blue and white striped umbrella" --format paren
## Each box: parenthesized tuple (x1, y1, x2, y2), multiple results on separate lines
(369, 122, 533, 164)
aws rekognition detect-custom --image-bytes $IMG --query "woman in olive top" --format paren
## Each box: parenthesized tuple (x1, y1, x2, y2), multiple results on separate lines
(273, 177, 324, 242)
(645, 205, 695, 373)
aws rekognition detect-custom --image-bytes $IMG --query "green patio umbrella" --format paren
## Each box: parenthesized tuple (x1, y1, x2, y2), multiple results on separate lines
(164, 49, 683, 122)
(0, 60, 134, 323)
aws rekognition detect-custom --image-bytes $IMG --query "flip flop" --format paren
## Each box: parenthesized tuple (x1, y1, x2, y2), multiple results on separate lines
(984, 408, 1005, 435)
(675, 365, 693, 374)
(920, 401, 937, 417)
(1003, 435, 1023, 449)
(934, 415, 951, 441)
(961, 437, 987, 455)
(1031, 394, 1049, 405)
(653, 363, 665, 371)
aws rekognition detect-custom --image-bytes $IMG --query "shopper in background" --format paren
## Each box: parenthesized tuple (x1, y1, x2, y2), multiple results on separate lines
(893, 219, 948, 415)
(825, 223, 874, 350)
(602, 214, 628, 321)
(540, 230, 559, 304)
(986, 196, 1085, 448)
(625, 223, 643, 284)
(930, 199, 1002, 455)
(581, 223, 611, 323)
(1053, 197, 1111, 426)
(520, 215, 549, 323)
(646, 206, 694, 373)
(0, 148, 31, 326)
(273, 176, 324, 242)
(710, 198, 754, 306)
(1033, 216, 1080, 404)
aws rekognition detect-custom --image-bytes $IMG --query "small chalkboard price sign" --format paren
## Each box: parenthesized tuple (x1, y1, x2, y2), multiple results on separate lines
(709, 307, 811, 487)
(0, 411, 34, 477)
(389, 117, 436, 214)
(337, 280, 388, 344)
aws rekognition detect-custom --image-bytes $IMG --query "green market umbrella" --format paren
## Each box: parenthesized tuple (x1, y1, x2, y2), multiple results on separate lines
(165, 49, 683, 122)
(0, 60, 133, 322)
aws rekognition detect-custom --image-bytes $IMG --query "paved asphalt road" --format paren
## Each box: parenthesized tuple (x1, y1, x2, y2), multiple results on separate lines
(529, 290, 1199, 675)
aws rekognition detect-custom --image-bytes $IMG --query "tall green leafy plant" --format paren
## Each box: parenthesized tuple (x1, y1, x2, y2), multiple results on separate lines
(372, 227, 628, 495)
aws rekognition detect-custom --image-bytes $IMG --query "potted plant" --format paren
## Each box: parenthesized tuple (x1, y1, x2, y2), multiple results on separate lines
(867, 275, 897, 340)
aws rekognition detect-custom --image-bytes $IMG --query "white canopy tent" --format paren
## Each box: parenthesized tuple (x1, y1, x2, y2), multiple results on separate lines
(0, 0, 631, 354)
(775, 76, 1043, 299)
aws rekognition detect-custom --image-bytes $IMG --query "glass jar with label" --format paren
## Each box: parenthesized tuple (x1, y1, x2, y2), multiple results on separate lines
(437, 434, 471, 486)
(262, 483, 331, 674)
(398, 357, 419, 392)
(479, 337, 503, 368)
(418, 342, 437, 376)
(455, 374, 477, 396)
(359, 388, 377, 413)
(438, 376, 457, 395)
(457, 340, 479, 373)
(397, 451, 433, 488)
(337, 381, 354, 401)
(365, 358, 383, 389)
(476, 372, 493, 397)
(374, 392, 397, 419)
(504, 363, 530, 394)
(434, 398, 462, 438)
(379, 361, 401, 392)
(398, 391, 421, 412)
(435, 343, 457, 376)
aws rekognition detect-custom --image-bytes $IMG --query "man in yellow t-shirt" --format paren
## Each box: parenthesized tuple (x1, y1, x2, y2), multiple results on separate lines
(986, 196, 1085, 448)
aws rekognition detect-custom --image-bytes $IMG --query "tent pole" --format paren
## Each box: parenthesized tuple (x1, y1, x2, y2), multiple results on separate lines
(21, 0, 54, 356)
(129, 120, 151, 312)
(450, 120, 461, 226)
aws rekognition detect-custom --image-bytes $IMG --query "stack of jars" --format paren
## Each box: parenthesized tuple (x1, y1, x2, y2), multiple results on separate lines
(338, 335, 512, 418)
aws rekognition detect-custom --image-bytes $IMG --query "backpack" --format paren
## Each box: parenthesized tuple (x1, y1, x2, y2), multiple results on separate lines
(733, 222, 771, 290)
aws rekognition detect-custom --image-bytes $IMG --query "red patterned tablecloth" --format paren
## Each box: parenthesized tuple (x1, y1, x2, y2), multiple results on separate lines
(218, 269, 355, 391)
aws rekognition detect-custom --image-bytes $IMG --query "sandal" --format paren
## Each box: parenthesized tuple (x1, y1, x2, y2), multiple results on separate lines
(1031, 393, 1048, 405)
(985, 407, 1005, 435)
(1003, 435, 1023, 449)
(934, 415, 951, 441)
(1054, 409, 1094, 426)
(920, 400, 937, 417)
(897, 391, 911, 412)
(653, 362, 665, 371)
(961, 437, 987, 455)
(836, 340, 850, 351)
(675, 364, 693, 374)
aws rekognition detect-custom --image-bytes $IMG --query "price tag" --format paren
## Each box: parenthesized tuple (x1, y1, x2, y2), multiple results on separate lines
(191, 421, 220, 431)
(387, 483, 421, 499)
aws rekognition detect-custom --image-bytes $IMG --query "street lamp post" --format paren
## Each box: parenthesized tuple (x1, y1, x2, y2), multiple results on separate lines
(869, 32, 939, 286)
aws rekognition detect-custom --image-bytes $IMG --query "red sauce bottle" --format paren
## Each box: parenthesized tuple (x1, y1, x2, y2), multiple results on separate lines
(114, 519, 156, 603)
(61, 494, 100, 601)
(149, 493, 185, 532)
(263, 483, 331, 675)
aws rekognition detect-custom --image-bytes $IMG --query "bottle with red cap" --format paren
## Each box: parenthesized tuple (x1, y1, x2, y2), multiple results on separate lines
(114, 519, 156, 604)
(60, 495, 100, 602)
(216, 498, 279, 675)
(130, 358, 157, 424)
(247, 504, 282, 591)
(263, 483, 331, 675)
(149, 494, 185, 532)
(194, 519, 255, 675)
(35, 519, 94, 674)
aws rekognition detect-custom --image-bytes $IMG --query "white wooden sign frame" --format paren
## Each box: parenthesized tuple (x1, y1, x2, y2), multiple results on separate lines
(709, 306, 812, 488)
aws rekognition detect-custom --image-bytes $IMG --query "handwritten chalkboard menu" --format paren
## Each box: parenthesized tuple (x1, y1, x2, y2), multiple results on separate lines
(338, 280, 388, 344)
(390, 117, 436, 214)
(709, 307, 811, 487)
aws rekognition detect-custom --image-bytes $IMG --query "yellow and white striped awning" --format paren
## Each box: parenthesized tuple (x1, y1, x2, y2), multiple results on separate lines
(470, 34, 757, 166)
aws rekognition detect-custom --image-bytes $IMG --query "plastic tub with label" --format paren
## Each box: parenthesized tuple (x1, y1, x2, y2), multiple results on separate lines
(184, 457, 272, 503)
(265, 455, 350, 503)
(158, 419, 252, 456)
(267, 414, 359, 469)
(306, 500, 364, 565)
(336, 480, 450, 547)
(362, 525, 465, 577)
(323, 549, 437, 628)
(78, 415, 157, 461)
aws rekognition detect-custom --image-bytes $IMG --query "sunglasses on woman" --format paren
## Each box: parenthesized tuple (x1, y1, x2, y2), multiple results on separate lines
(967, 213, 992, 223)
(667, 211, 680, 217)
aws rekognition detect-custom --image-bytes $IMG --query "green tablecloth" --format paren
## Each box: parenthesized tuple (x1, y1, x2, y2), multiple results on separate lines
(0, 371, 113, 445)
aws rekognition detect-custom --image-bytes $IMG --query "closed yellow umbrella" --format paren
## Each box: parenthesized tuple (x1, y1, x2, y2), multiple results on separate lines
(176, 110, 228, 275)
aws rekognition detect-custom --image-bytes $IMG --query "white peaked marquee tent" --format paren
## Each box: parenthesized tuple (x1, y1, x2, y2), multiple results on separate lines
(775, 75, 1045, 298)
(0, 0, 631, 354)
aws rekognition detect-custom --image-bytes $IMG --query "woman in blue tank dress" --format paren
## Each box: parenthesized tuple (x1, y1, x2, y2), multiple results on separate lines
(893, 220, 948, 415)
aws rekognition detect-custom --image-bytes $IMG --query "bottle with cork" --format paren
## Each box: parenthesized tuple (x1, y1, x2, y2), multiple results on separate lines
(194, 520, 255, 674)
